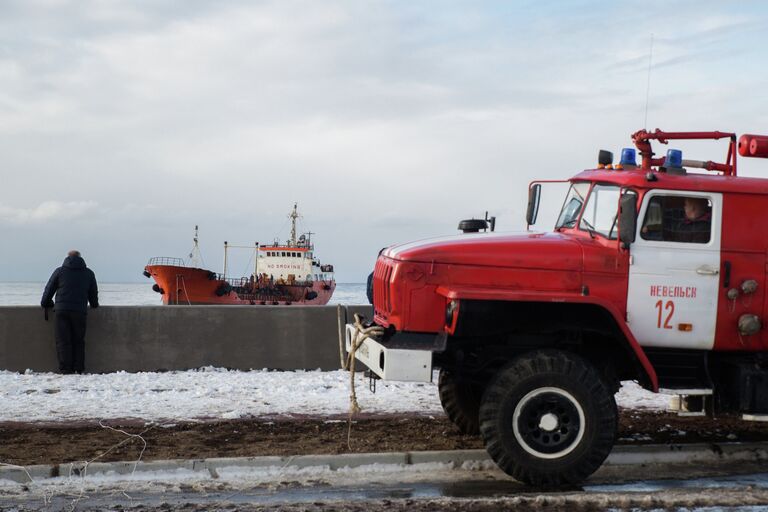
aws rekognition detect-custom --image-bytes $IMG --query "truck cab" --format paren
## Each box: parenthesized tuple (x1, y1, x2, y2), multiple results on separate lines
(347, 129, 768, 486)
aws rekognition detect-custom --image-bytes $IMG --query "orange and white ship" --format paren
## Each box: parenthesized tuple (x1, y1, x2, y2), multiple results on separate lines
(143, 204, 336, 305)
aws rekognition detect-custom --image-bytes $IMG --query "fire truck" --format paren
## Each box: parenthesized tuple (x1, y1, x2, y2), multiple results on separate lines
(346, 129, 768, 486)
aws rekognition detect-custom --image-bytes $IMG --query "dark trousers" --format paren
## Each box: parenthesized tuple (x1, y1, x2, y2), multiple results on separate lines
(55, 311, 87, 374)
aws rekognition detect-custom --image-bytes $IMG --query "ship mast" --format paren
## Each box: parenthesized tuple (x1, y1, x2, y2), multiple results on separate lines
(289, 203, 300, 246)
(189, 225, 203, 268)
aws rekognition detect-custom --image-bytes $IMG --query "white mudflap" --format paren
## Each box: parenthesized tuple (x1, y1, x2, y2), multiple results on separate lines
(345, 324, 432, 382)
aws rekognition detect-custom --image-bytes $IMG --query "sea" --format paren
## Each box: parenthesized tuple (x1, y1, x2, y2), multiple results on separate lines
(0, 282, 369, 306)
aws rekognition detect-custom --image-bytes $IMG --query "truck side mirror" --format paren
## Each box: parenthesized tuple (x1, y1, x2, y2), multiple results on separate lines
(618, 193, 637, 246)
(526, 184, 542, 226)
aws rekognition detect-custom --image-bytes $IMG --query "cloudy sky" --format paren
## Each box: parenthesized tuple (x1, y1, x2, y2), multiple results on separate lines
(1, 0, 767, 282)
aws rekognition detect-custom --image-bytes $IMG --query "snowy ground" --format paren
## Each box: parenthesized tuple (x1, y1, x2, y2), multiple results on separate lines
(0, 368, 667, 423)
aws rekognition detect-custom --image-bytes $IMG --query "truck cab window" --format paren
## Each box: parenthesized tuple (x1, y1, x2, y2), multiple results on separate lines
(555, 182, 591, 229)
(579, 184, 621, 239)
(641, 195, 712, 243)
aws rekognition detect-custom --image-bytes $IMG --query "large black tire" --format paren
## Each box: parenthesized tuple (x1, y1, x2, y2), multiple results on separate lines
(438, 369, 481, 435)
(479, 350, 617, 486)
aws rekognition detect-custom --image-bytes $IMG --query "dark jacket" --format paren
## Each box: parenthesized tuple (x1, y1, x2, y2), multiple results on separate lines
(672, 212, 711, 244)
(41, 256, 99, 313)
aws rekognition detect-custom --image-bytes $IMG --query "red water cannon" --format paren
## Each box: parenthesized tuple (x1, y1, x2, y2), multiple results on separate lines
(738, 134, 768, 159)
(632, 129, 738, 176)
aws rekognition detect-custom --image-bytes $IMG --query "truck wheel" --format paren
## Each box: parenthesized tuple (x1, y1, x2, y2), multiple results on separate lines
(479, 350, 617, 486)
(438, 369, 481, 435)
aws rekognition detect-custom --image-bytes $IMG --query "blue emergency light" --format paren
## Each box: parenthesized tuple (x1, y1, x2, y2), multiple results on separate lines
(665, 149, 683, 168)
(619, 148, 637, 167)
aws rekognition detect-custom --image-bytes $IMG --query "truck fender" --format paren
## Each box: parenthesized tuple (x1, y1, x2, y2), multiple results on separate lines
(436, 286, 659, 391)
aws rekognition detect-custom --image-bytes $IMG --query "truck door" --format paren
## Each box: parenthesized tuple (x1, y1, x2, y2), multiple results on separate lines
(626, 190, 722, 349)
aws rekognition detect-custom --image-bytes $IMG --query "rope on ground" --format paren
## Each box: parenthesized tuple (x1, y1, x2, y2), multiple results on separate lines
(0, 462, 53, 506)
(3, 418, 185, 511)
(65, 419, 170, 510)
(0, 420, 170, 509)
(345, 313, 384, 449)
(0, 462, 34, 484)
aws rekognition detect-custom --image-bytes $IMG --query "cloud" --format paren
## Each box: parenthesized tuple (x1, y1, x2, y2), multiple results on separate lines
(0, 1, 766, 282)
(0, 200, 98, 225)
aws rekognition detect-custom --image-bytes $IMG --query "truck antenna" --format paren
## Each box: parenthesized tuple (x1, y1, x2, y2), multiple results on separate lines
(643, 33, 654, 129)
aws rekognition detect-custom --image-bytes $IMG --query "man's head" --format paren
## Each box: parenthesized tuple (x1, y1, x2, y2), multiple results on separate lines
(684, 198, 709, 221)
(67, 250, 81, 258)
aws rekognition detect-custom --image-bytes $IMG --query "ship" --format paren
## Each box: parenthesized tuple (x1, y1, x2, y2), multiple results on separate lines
(143, 204, 336, 305)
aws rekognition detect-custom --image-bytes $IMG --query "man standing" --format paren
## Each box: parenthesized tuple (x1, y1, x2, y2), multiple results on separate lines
(40, 250, 99, 374)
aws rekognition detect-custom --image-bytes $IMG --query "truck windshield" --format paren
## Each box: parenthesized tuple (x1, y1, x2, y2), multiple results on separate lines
(555, 182, 590, 229)
(579, 184, 621, 239)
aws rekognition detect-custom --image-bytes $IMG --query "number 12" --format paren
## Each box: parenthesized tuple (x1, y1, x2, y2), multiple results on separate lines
(655, 300, 674, 329)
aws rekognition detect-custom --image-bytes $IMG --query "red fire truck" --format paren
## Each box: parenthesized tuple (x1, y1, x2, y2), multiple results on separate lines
(347, 129, 768, 486)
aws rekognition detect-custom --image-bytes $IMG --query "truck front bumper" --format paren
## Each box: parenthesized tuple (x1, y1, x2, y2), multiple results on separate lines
(344, 324, 437, 382)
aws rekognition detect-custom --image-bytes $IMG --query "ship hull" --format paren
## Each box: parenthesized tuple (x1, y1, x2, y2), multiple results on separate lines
(145, 265, 335, 305)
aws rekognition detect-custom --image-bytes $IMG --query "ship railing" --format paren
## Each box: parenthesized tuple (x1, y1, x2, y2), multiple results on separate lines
(219, 274, 315, 288)
(217, 275, 252, 286)
(147, 257, 186, 267)
(260, 243, 314, 251)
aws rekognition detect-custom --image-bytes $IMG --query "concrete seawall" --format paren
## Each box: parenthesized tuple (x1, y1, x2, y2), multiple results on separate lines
(0, 305, 372, 373)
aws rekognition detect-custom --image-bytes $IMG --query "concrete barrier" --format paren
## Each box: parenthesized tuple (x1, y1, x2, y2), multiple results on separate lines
(0, 305, 373, 373)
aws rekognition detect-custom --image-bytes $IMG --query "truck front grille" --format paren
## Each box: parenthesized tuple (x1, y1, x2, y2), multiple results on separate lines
(373, 259, 394, 317)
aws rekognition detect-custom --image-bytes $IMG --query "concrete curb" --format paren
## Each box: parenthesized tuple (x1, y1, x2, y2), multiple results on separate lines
(605, 441, 768, 466)
(1, 443, 766, 485)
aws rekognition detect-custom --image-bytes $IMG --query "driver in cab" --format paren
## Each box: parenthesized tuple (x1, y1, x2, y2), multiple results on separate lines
(672, 197, 711, 244)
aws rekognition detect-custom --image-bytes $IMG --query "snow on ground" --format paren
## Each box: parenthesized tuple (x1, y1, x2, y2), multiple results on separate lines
(617, 380, 670, 411)
(0, 369, 667, 423)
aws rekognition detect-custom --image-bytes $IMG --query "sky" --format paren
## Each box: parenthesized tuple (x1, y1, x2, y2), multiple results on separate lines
(1, 0, 768, 283)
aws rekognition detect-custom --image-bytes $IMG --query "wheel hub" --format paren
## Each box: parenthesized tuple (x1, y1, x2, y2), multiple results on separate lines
(512, 387, 585, 458)
(538, 412, 559, 432)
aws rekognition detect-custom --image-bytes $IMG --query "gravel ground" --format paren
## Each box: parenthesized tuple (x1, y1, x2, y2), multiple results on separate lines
(0, 409, 767, 466)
